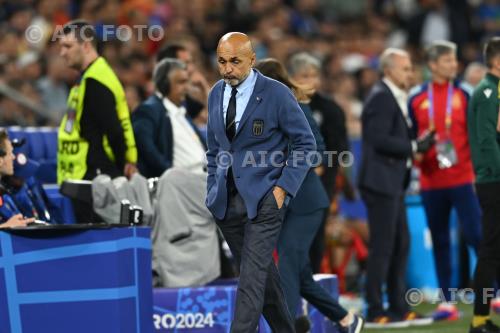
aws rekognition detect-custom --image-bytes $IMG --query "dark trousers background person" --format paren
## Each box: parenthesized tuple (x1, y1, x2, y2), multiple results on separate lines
(473, 182, 500, 317)
(361, 189, 410, 319)
(278, 208, 348, 321)
(421, 184, 481, 301)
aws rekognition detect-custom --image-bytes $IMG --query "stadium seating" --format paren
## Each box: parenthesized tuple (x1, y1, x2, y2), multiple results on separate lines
(7, 126, 58, 183)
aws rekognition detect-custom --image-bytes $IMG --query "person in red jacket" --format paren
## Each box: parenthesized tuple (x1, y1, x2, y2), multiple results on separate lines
(408, 40, 481, 321)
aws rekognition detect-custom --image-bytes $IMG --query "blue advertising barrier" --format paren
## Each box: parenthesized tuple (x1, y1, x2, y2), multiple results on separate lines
(153, 274, 341, 333)
(0, 226, 153, 333)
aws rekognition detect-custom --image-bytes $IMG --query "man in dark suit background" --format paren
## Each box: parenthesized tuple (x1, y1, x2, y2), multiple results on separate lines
(132, 59, 221, 288)
(132, 59, 206, 178)
(206, 32, 316, 332)
(358, 48, 435, 328)
(156, 42, 210, 125)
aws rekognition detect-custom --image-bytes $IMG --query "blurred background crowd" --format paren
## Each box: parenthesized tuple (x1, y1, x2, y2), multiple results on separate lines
(1, 0, 498, 128)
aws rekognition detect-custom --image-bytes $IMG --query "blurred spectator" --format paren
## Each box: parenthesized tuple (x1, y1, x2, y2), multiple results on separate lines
(355, 67, 379, 101)
(132, 58, 206, 178)
(125, 84, 142, 113)
(475, 0, 500, 38)
(463, 61, 487, 90)
(17, 52, 43, 81)
(288, 52, 348, 197)
(0, 0, 493, 131)
(332, 72, 363, 138)
(37, 56, 69, 123)
(156, 41, 210, 127)
(407, 0, 471, 52)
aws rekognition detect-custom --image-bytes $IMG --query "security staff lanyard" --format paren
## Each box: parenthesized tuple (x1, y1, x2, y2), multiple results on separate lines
(427, 81, 454, 137)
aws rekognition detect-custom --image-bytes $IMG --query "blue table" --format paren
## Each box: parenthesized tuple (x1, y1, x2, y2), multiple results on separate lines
(0, 226, 153, 333)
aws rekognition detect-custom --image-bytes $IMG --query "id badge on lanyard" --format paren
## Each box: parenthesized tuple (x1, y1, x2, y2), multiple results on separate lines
(64, 108, 76, 134)
(65, 80, 81, 134)
(428, 82, 458, 169)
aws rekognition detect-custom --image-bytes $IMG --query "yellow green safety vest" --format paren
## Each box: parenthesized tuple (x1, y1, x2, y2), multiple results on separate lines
(57, 57, 137, 184)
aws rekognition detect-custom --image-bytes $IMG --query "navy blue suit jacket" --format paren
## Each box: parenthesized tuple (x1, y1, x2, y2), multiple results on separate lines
(205, 70, 316, 220)
(358, 81, 413, 196)
(132, 95, 205, 178)
(288, 103, 329, 214)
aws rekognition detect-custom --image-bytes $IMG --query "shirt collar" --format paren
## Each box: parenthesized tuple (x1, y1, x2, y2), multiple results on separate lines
(81, 56, 100, 75)
(486, 72, 500, 86)
(383, 77, 407, 100)
(229, 68, 256, 94)
(162, 96, 186, 116)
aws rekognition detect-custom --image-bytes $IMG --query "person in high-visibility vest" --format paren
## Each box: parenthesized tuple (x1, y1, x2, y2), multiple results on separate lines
(58, 20, 137, 222)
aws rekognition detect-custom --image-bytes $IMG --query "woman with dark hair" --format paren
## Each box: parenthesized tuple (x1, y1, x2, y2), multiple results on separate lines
(256, 58, 364, 333)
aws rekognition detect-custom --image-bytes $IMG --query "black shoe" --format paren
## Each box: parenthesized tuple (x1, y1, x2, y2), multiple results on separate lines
(470, 320, 500, 333)
(295, 315, 311, 333)
(365, 315, 409, 329)
(403, 311, 433, 326)
(345, 314, 364, 333)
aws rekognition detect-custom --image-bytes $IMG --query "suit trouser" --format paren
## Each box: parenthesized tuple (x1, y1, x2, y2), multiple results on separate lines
(278, 208, 348, 321)
(216, 191, 295, 333)
(361, 189, 409, 319)
(421, 184, 482, 301)
(473, 181, 500, 316)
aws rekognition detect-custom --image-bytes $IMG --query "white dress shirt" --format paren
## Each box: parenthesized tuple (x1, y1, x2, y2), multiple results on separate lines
(382, 77, 410, 122)
(162, 97, 206, 174)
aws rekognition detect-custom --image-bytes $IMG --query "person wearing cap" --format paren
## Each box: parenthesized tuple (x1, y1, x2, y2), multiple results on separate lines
(408, 40, 481, 320)
(0, 129, 34, 228)
(57, 19, 137, 223)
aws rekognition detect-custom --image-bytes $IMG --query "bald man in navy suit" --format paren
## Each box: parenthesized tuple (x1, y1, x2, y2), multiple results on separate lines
(205, 32, 316, 332)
